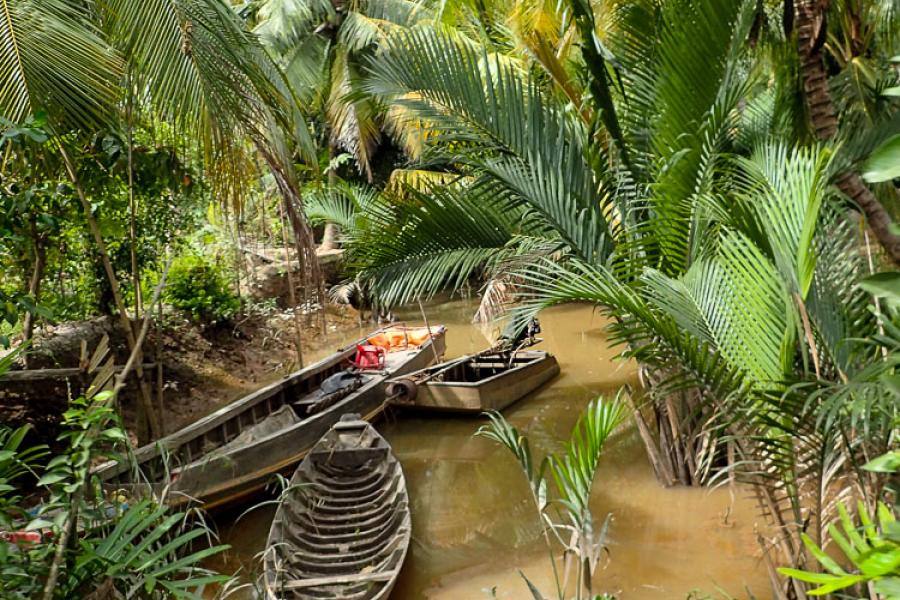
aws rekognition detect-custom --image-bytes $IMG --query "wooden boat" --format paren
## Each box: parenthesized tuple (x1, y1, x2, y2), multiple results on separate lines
(386, 349, 559, 413)
(263, 415, 410, 600)
(93, 326, 445, 509)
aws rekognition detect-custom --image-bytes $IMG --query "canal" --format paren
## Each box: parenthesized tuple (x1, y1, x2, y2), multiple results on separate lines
(209, 299, 768, 599)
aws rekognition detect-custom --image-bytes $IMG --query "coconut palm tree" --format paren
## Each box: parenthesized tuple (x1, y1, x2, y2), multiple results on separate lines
(250, 0, 437, 250)
(0, 0, 322, 440)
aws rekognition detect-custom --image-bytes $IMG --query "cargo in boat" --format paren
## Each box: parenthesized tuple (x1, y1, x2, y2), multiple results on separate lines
(263, 415, 410, 600)
(93, 326, 445, 509)
(386, 349, 559, 413)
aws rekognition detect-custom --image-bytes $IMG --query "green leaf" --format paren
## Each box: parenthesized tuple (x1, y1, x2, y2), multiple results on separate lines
(100, 428, 127, 442)
(864, 451, 900, 474)
(800, 533, 847, 576)
(874, 577, 900, 598)
(0, 0, 122, 129)
(777, 567, 844, 584)
(857, 548, 900, 577)
(36, 472, 68, 486)
(147, 544, 230, 578)
(25, 518, 54, 531)
(859, 272, 900, 309)
(807, 574, 867, 595)
(518, 571, 546, 600)
(863, 134, 900, 183)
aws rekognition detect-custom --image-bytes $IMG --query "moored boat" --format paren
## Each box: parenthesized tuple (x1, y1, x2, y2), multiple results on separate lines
(263, 415, 410, 600)
(93, 326, 445, 509)
(386, 349, 559, 413)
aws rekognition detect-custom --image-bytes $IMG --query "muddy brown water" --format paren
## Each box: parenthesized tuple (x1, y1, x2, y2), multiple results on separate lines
(207, 300, 768, 599)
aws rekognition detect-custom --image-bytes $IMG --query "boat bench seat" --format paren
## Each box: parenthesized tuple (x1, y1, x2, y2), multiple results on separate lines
(281, 570, 394, 590)
(309, 447, 388, 468)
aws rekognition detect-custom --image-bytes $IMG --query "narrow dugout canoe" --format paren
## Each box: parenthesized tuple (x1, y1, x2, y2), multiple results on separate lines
(386, 349, 559, 413)
(93, 326, 445, 510)
(264, 415, 410, 600)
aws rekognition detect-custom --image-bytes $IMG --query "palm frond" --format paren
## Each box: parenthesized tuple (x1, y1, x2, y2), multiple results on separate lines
(514, 258, 752, 401)
(731, 142, 833, 298)
(327, 49, 381, 179)
(637, 0, 755, 275)
(351, 182, 532, 306)
(0, 0, 121, 129)
(366, 27, 613, 262)
(281, 34, 329, 107)
(105, 0, 315, 196)
(303, 180, 381, 233)
(254, 0, 332, 52)
(644, 229, 794, 388)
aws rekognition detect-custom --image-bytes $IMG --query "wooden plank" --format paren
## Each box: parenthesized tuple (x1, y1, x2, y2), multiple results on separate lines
(281, 571, 394, 589)
(3, 363, 157, 382)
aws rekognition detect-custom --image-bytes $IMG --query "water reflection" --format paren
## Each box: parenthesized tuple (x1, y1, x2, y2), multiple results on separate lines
(210, 300, 767, 599)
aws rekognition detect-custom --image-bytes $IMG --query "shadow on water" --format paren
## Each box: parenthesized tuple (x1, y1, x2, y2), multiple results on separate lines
(206, 299, 768, 599)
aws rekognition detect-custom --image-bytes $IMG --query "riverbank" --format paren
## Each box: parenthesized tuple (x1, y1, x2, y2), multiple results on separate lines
(0, 303, 368, 447)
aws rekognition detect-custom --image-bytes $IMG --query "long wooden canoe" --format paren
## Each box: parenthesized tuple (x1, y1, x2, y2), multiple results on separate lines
(386, 349, 558, 413)
(94, 326, 445, 509)
(263, 415, 410, 600)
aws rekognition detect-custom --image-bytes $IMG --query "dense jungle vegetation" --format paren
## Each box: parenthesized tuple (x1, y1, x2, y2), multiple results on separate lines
(0, 0, 898, 597)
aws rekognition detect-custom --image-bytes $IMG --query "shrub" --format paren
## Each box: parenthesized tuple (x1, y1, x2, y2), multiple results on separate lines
(164, 254, 239, 322)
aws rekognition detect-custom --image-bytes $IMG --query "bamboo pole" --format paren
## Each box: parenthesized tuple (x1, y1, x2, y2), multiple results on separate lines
(59, 142, 162, 441)
(126, 68, 142, 316)
(156, 284, 165, 436)
(417, 300, 441, 364)
(280, 203, 305, 368)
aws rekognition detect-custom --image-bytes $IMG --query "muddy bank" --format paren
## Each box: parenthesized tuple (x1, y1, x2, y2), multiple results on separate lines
(0, 304, 366, 448)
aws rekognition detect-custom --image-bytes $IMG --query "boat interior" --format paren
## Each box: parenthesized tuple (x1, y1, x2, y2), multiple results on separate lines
(267, 420, 408, 599)
(426, 352, 541, 384)
(104, 327, 439, 488)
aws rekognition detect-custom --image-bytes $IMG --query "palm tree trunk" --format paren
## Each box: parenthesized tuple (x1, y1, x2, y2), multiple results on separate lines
(320, 223, 340, 251)
(320, 145, 341, 252)
(794, 0, 900, 265)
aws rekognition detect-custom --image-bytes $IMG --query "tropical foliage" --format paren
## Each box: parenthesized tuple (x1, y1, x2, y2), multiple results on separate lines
(477, 395, 626, 600)
(314, 0, 900, 596)
(0, 348, 232, 599)
(164, 254, 240, 323)
(779, 500, 900, 598)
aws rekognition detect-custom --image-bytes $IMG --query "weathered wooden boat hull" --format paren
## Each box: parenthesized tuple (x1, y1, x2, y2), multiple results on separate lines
(387, 350, 559, 413)
(264, 417, 410, 600)
(95, 327, 445, 509)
